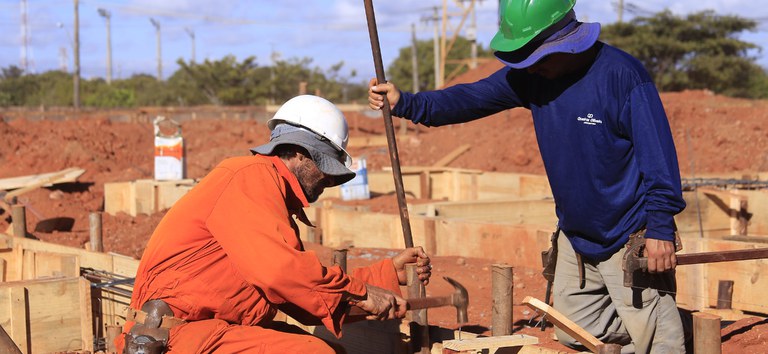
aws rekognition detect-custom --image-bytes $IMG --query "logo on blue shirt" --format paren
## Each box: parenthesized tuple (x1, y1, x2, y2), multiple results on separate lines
(577, 113, 603, 126)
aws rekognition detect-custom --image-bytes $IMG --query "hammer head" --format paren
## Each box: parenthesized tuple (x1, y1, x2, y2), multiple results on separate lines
(443, 276, 469, 324)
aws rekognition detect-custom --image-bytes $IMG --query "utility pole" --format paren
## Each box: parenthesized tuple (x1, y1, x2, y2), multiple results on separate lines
(469, 0, 478, 69)
(20, 0, 29, 73)
(431, 7, 440, 89)
(185, 27, 196, 63)
(59, 47, 68, 72)
(73, 0, 80, 109)
(440, 0, 448, 88)
(410, 23, 420, 94)
(150, 18, 162, 80)
(98, 8, 112, 84)
(405, 23, 420, 137)
(617, 0, 625, 23)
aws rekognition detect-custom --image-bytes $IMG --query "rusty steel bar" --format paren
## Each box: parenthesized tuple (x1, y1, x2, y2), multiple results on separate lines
(362, 0, 414, 248)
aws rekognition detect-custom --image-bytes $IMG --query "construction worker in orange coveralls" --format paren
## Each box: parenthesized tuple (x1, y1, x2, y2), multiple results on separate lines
(117, 95, 433, 354)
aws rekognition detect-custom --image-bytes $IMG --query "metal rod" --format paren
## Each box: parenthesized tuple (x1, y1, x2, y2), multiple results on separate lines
(406, 264, 429, 353)
(363, 0, 414, 248)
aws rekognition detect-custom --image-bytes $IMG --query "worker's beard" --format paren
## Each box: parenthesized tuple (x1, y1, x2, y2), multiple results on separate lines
(292, 159, 329, 203)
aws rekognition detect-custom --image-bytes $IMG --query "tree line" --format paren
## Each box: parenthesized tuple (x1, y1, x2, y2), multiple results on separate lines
(1, 10, 766, 108)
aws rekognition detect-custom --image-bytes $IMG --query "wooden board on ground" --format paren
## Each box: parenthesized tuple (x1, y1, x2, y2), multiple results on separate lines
(0, 167, 85, 191)
(522, 296, 602, 353)
(442, 334, 539, 353)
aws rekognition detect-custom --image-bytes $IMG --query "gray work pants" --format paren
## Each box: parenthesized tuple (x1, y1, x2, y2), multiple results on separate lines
(552, 234, 685, 354)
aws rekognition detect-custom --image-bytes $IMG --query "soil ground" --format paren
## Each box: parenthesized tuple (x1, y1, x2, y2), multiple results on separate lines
(1, 61, 767, 352)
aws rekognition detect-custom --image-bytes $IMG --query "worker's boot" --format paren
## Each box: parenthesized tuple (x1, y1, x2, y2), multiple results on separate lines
(122, 300, 178, 354)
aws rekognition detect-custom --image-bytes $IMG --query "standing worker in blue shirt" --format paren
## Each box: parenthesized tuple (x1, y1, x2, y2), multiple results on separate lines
(368, 0, 687, 352)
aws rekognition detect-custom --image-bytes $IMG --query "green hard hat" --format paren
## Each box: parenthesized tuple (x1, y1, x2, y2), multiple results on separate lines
(490, 0, 577, 53)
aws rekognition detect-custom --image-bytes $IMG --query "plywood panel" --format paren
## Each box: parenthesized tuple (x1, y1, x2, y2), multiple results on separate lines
(0, 277, 86, 354)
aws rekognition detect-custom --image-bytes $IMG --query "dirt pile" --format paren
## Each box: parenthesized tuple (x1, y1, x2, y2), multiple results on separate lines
(1, 62, 767, 351)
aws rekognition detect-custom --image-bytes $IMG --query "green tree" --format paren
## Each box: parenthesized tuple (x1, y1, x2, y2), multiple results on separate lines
(387, 36, 494, 91)
(601, 10, 767, 98)
(174, 55, 265, 105)
(116, 74, 174, 106)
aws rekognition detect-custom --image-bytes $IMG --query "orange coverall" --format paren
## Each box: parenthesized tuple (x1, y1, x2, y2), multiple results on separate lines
(117, 155, 402, 353)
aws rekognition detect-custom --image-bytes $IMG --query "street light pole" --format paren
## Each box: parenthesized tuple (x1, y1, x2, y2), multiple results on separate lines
(185, 27, 195, 64)
(150, 18, 162, 80)
(98, 8, 112, 84)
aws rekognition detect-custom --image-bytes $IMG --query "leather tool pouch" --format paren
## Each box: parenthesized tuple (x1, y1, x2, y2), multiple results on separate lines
(541, 227, 560, 283)
(122, 300, 186, 354)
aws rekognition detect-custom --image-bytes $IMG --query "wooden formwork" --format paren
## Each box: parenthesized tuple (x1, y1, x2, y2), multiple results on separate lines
(104, 179, 196, 216)
(0, 233, 139, 353)
(101, 168, 768, 317)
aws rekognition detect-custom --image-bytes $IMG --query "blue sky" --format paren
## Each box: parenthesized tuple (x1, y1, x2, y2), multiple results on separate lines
(1, 0, 766, 84)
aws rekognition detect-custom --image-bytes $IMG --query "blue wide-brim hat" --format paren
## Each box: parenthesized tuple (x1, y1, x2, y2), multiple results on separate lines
(251, 124, 356, 186)
(495, 11, 601, 70)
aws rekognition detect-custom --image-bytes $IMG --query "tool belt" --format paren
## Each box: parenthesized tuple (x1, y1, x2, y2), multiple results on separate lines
(122, 299, 187, 354)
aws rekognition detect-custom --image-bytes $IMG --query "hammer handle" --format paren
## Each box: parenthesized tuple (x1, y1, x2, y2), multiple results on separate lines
(347, 296, 453, 317)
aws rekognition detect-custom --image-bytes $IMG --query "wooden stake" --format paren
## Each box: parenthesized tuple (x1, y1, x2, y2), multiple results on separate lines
(11, 205, 26, 238)
(89, 212, 103, 252)
(491, 264, 513, 336)
(332, 249, 348, 273)
(716, 280, 734, 310)
(693, 312, 721, 354)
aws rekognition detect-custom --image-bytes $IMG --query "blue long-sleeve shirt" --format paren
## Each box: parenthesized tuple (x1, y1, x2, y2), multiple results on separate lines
(393, 42, 685, 261)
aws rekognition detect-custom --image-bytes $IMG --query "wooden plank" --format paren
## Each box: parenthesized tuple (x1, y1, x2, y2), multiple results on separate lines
(517, 346, 578, 354)
(0, 323, 22, 354)
(348, 135, 388, 148)
(0, 168, 85, 193)
(522, 296, 602, 353)
(104, 181, 135, 216)
(79, 278, 94, 353)
(8, 287, 27, 354)
(134, 180, 157, 216)
(9, 246, 23, 283)
(429, 199, 556, 224)
(32, 251, 79, 279)
(20, 249, 34, 281)
(0, 277, 86, 353)
(433, 144, 471, 168)
(442, 334, 539, 352)
(156, 181, 195, 211)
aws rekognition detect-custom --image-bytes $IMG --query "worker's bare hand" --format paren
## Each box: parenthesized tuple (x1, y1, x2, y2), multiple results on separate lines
(354, 284, 408, 321)
(644, 238, 677, 273)
(368, 78, 401, 111)
(392, 246, 432, 286)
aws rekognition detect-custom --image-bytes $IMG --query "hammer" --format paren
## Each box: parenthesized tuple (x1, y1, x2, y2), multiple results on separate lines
(623, 247, 768, 287)
(349, 276, 469, 324)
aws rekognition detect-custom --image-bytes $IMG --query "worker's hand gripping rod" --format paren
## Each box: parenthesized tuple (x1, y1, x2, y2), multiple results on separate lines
(363, 0, 414, 248)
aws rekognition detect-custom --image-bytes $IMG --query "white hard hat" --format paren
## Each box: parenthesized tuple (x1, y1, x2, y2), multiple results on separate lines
(267, 95, 351, 166)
